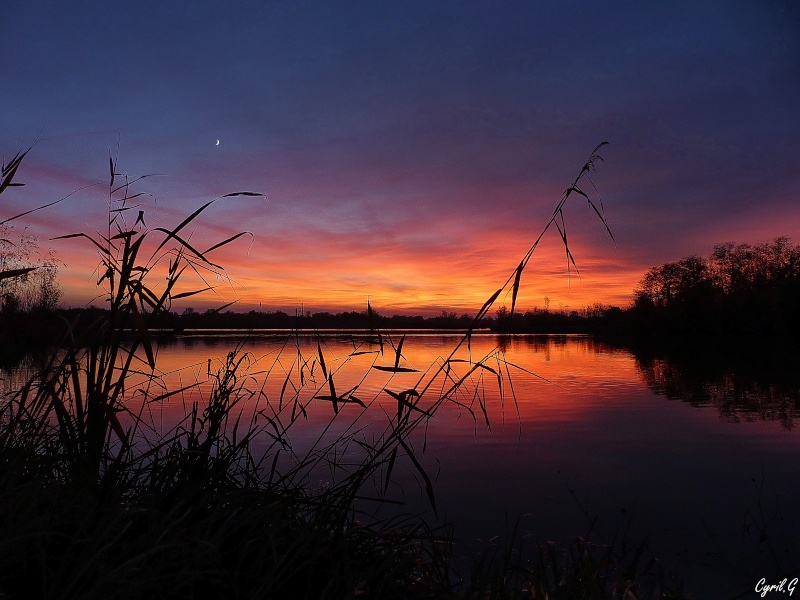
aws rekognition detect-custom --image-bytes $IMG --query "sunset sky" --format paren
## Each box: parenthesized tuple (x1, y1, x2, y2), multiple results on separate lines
(2, 1, 799, 316)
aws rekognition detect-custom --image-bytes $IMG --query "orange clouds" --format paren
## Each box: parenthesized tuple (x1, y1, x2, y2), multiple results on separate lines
(52, 213, 637, 316)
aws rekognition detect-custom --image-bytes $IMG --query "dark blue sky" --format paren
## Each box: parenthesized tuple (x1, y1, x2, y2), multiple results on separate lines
(3, 1, 799, 313)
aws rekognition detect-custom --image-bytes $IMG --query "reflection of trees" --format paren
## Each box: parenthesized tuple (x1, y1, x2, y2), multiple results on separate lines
(0, 350, 56, 398)
(633, 344, 800, 429)
(496, 334, 619, 362)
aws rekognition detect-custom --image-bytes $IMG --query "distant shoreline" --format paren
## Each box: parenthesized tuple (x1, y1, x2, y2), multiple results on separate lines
(147, 327, 493, 336)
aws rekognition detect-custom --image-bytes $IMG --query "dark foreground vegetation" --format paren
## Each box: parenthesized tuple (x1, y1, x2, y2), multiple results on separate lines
(2, 143, 695, 598)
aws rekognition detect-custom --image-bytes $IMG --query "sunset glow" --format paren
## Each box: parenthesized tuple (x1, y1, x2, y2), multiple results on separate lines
(3, 2, 798, 316)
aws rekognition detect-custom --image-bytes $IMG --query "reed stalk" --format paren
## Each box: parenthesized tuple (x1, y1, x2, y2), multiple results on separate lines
(0, 143, 691, 598)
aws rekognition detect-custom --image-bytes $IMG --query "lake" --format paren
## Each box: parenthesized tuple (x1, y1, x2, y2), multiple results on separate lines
(5, 332, 800, 598)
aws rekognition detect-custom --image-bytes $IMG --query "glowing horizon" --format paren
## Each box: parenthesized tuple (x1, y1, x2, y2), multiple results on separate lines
(6, 156, 646, 317)
(3, 2, 798, 317)
(7, 142, 798, 317)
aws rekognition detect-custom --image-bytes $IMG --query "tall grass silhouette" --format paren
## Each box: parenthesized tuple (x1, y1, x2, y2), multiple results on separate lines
(0, 142, 691, 598)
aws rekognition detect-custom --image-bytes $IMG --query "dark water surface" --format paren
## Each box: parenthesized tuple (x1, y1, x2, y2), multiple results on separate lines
(5, 333, 799, 598)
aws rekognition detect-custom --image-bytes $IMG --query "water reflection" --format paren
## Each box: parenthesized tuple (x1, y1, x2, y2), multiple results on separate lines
(629, 341, 800, 429)
(3, 333, 800, 597)
(0, 350, 52, 398)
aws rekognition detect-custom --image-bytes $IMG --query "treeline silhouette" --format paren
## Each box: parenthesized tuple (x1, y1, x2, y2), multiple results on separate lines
(493, 303, 622, 333)
(626, 236, 800, 337)
(0, 306, 493, 370)
(0, 306, 489, 362)
(4, 236, 799, 367)
(143, 307, 485, 331)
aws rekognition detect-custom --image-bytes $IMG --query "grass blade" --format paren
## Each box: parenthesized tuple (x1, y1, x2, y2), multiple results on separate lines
(398, 437, 437, 516)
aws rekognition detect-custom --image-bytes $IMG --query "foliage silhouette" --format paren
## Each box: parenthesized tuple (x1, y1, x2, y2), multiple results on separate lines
(629, 237, 800, 336)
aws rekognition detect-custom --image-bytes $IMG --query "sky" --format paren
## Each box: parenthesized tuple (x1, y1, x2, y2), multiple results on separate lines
(2, 0, 799, 316)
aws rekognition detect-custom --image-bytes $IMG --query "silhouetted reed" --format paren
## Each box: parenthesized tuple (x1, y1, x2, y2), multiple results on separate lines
(0, 143, 694, 598)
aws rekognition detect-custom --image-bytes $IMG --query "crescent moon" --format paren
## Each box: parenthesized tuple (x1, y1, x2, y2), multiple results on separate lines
(215, 139, 220, 146)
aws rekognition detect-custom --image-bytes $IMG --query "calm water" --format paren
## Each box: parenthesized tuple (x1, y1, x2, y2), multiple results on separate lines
(5, 333, 800, 598)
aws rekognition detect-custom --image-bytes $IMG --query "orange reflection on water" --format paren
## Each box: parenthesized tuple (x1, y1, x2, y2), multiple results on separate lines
(132, 333, 641, 440)
(9, 333, 797, 599)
